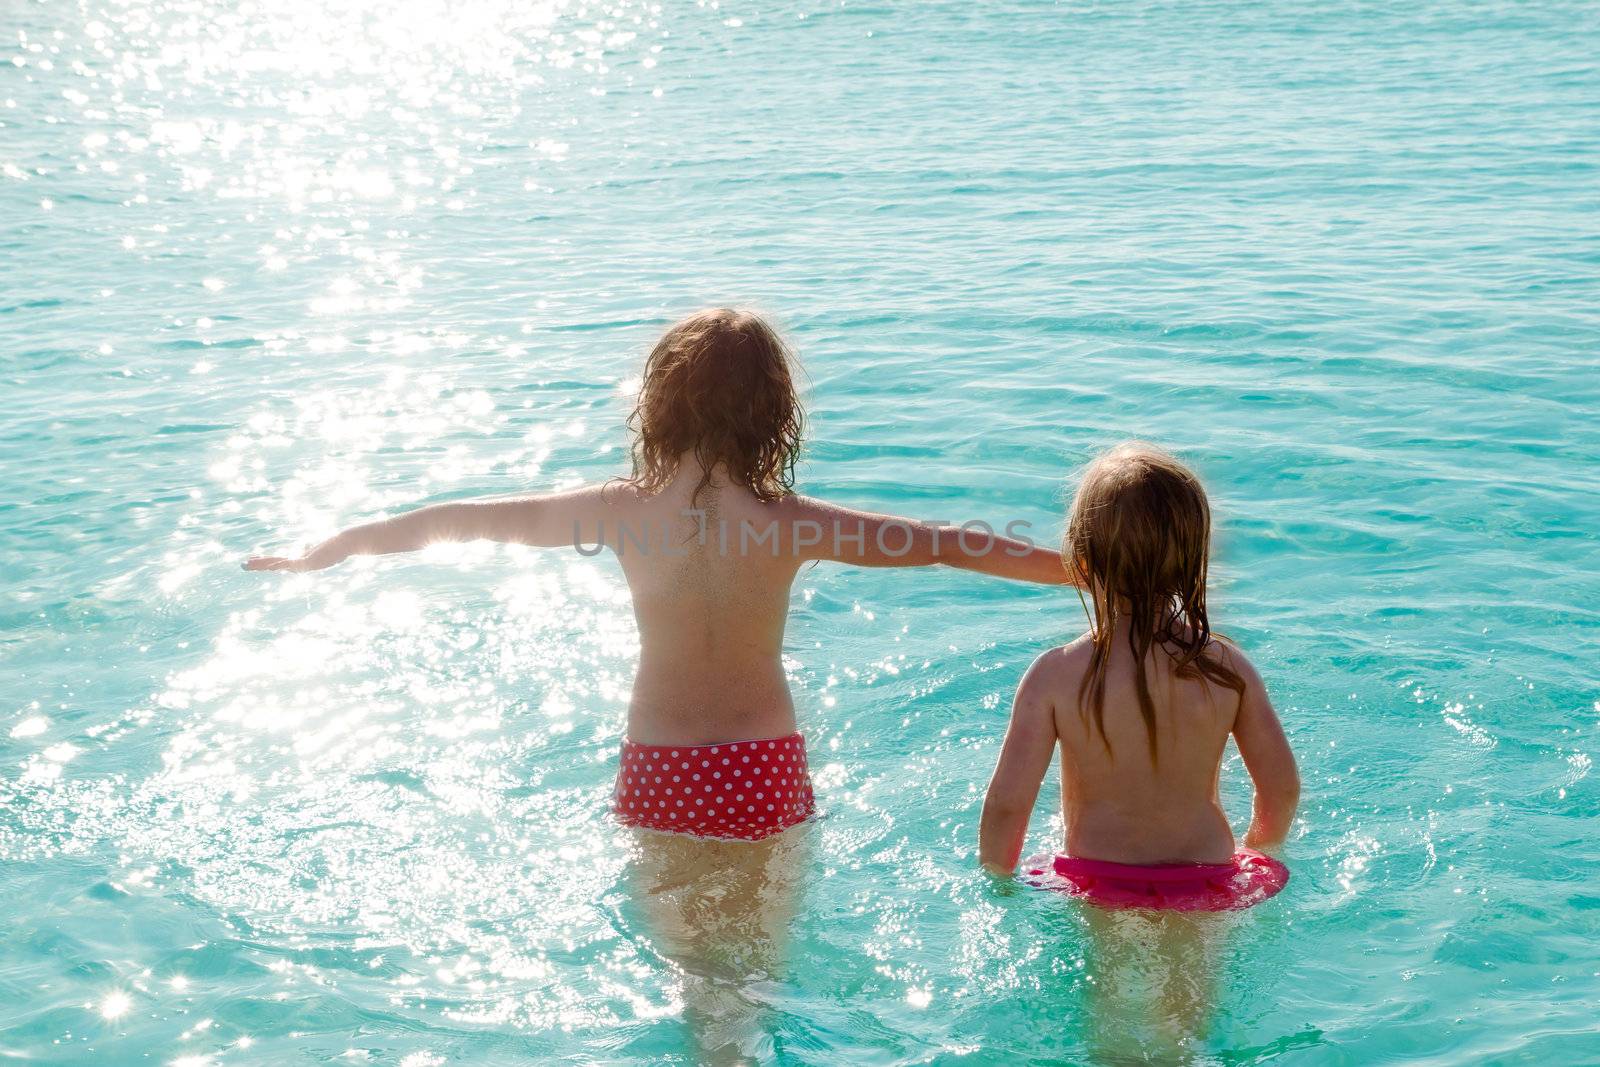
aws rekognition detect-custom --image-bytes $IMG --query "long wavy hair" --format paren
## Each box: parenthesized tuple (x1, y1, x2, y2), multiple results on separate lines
(626, 308, 803, 504)
(1065, 443, 1245, 762)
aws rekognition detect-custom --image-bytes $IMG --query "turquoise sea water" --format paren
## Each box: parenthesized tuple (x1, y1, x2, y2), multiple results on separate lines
(3, 0, 1599, 1062)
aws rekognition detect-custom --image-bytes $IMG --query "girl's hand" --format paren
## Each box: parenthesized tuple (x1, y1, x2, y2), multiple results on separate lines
(1242, 824, 1287, 855)
(243, 533, 352, 573)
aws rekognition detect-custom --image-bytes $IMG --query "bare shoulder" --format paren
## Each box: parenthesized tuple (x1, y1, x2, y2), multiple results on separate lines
(768, 493, 886, 557)
(735, 491, 824, 537)
(1207, 635, 1271, 705)
(1207, 635, 1263, 681)
(769, 492, 816, 518)
(780, 493, 858, 523)
(593, 477, 646, 508)
(547, 478, 651, 527)
(1018, 635, 1093, 703)
(1045, 633, 1095, 679)
(529, 480, 639, 528)
(782, 493, 917, 525)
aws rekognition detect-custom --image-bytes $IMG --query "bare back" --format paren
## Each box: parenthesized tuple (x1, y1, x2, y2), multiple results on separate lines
(1049, 631, 1244, 864)
(979, 611, 1297, 875)
(609, 472, 807, 745)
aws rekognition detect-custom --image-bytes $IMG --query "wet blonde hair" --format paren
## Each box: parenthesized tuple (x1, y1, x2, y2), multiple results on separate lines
(627, 308, 803, 505)
(1065, 442, 1245, 761)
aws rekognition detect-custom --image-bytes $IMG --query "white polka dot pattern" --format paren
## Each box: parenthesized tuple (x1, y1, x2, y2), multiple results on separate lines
(613, 732, 816, 841)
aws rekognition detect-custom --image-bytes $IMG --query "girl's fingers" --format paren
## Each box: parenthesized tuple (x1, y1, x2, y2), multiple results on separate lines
(245, 551, 343, 572)
(243, 556, 297, 571)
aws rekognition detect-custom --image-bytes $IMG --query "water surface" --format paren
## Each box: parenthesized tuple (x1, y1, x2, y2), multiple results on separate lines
(2, 0, 1598, 1062)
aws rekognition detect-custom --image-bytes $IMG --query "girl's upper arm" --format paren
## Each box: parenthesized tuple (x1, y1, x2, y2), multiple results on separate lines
(784, 497, 941, 567)
(1228, 650, 1299, 799)
(985, 654, 1060, 813)
(978, 652, 1062, 873)
(447, 484, 620, 548)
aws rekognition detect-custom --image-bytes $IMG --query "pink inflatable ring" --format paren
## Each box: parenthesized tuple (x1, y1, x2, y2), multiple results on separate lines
(1022, 848, 1289, 912)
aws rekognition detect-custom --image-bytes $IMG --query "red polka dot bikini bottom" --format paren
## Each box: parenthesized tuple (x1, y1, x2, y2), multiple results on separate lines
(613, 732, 817, 841)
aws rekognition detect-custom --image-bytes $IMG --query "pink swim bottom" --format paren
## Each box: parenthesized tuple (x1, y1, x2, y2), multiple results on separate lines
(1023, 848, 1289, 912)
(613, 732, 816, 841)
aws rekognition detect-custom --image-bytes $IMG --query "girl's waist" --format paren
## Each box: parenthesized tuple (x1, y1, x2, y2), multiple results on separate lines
(625, 686, 798, 748)
(619, 729, 807, 755)
(1064, 809, 1235, 866)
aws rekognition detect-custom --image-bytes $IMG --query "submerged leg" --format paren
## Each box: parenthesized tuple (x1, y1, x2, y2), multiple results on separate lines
(1082, 907, 1228, 1062)
(626, 825, 813, 1064)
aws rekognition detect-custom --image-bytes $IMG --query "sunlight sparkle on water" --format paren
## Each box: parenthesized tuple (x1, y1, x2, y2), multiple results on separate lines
(99, 991, 132, 1019)
(10, 716, 49, 739)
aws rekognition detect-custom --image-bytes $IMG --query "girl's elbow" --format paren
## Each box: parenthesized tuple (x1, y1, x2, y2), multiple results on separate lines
(985, 798, 1031, 822)
(980, 791, 1024, 822)
(1281, 768, 1303, 807)
(1258, 780, 1300, 823)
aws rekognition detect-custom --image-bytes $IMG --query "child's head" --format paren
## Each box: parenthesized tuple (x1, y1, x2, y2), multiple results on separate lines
(628, 308, 802, 503)
(1066, 442, 1212, 608)
(1065, 442, 1242, 758)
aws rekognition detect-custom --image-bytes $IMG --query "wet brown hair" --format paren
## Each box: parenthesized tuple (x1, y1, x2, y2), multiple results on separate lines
(627, 308, 803, 505)
(1065, 442, 1245, 761)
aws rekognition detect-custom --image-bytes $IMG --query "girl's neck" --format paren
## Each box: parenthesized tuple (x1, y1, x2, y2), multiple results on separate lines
(669, 454, 722, 483)
(1086, 590, 1183, 638)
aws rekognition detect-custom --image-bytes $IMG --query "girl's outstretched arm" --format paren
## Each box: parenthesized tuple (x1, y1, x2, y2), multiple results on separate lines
(243, 485, 617, 572)
(979, 652, 1060, 874)
(791, 497, 1075, 585)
